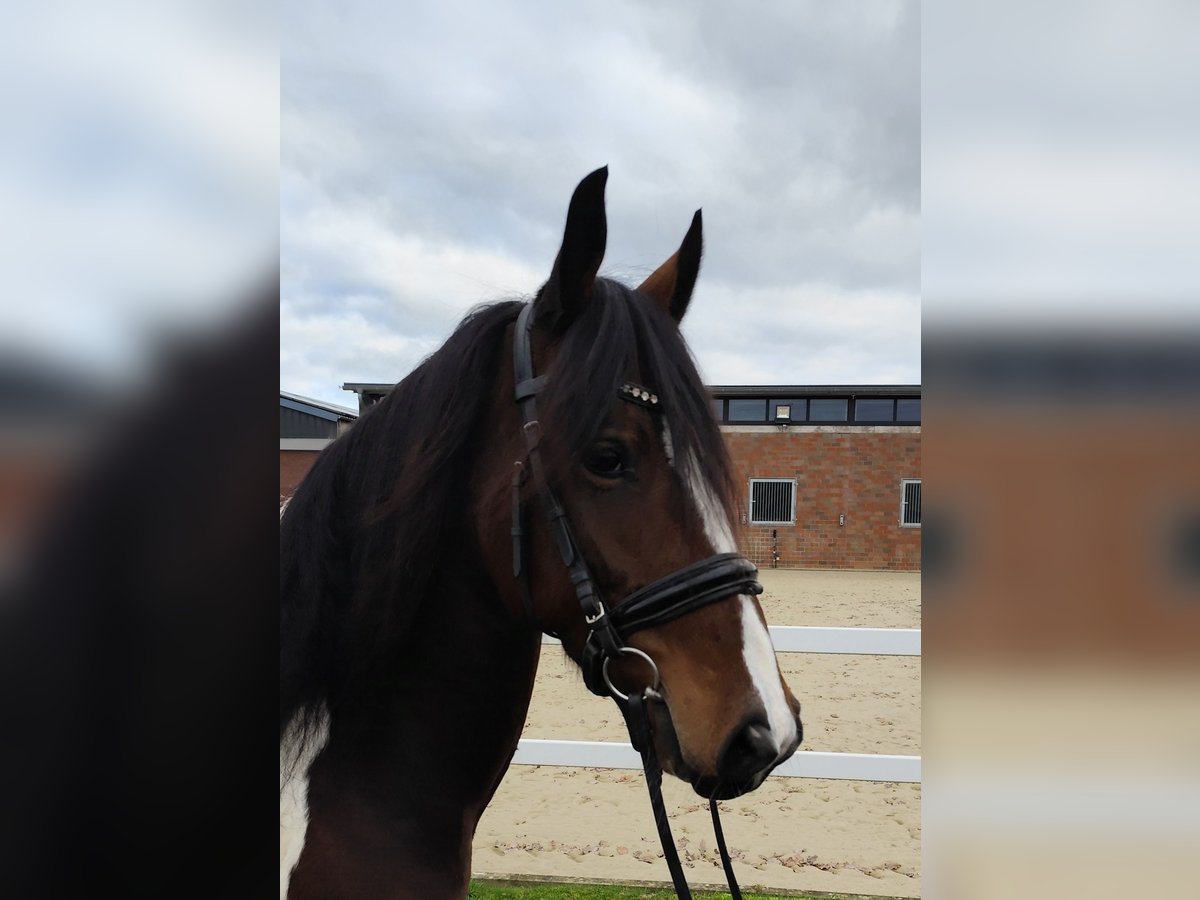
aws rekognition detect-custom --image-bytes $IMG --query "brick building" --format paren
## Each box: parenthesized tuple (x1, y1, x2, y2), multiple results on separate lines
(279, 391, 357, 499)
(711, 386, 921, 571)
(337, 382, 922, 572)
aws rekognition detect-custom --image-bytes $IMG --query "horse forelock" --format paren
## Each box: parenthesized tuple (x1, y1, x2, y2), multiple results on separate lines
(539, 278, 736, 515)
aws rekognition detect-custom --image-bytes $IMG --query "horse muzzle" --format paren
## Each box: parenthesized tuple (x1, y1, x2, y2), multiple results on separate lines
(646, 696, 803, 800)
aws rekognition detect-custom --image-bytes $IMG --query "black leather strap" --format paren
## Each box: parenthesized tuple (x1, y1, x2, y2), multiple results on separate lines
(710, 796, 743, 900)
(514, 374, 547, 402)
(628, 692, 692, 899)
(628, 691, 744, 900)
(613, 553, 762, 635)
(512, 302, 618, 650)
(510, 300, 751, 900)
(580, 552, 762, 697)
(511, 463, 526, 580)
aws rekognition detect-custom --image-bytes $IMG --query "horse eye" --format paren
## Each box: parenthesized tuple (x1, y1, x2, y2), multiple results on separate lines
(584, 444, 628, 478)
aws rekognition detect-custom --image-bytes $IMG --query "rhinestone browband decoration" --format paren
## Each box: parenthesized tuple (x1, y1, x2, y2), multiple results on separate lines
(619, 382, 659, 408)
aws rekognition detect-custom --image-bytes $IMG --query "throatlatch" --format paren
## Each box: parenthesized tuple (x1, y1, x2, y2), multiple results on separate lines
(509, 301, 756, 900)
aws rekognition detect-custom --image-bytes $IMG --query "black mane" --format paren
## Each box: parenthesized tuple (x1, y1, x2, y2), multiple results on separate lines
(280, 280, 734, 740)
(280, 300, 522, 740)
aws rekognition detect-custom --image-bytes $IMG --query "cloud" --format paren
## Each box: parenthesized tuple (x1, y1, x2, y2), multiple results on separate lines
(282, 0, 920, 406)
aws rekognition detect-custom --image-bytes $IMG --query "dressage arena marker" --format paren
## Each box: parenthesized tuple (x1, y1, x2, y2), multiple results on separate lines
(528, 625, 921, 783)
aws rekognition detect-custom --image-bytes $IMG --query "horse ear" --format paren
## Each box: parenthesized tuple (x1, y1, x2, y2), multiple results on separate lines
(535, 166, 608, 331)
(637, 209, 703, 323)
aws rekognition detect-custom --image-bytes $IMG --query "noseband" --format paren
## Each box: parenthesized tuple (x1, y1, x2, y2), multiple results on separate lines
(510, 300, 762, 899)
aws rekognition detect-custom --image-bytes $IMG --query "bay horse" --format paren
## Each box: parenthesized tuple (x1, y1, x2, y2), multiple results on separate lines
(280, 168, 802, 899)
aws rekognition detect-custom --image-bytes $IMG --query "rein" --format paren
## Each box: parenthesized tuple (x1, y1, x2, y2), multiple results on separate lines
(510, 301, 760, 900)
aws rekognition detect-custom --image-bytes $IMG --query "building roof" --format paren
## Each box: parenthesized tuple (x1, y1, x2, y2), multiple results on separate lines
(708, 384, 920, 398)
(280, 390, 358, 421)
(341, 382, 393, 395)
(342, 382, 921, 398)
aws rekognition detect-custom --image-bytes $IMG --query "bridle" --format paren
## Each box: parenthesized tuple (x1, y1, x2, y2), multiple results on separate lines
(510, 302, 763, 696)
(509, 300, 763, 899)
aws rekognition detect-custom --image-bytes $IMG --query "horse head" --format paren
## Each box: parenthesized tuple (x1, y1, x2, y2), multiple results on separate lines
(476, 168, 802, 799)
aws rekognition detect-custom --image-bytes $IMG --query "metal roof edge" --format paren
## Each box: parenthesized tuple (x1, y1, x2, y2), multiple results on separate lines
(708, 384, 921, 397)
(339, 383, 921, 398)
(280, 391, 358, 419)
(341, 382, 394, 394)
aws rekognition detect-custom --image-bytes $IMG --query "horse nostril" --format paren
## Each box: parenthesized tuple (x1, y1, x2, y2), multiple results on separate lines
(717, 719, 778, 785)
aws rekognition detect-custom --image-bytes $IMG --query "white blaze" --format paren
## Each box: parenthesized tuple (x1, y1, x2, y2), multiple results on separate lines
(279, 708, 328, 900)
(681, 452, 797, 752)
(661, 422, 676, 468)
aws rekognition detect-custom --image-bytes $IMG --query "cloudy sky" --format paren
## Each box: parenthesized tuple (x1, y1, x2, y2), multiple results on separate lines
(281, 0, 920, 409)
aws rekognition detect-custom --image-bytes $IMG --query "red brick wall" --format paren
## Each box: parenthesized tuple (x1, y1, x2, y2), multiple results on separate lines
(722, 426, 921, 571)
(280, 450, 322, 501)
(279, 430, 921, 570)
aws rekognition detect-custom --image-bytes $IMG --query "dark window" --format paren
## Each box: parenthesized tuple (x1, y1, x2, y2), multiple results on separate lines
(711, 398, 725, 421)
(727, 398, 767, 422)
(808, 398, 848, 422)
(901, 479, 922, 527)
(769, 399, 806, 422)
(896, 398, 921, 422)
(750, 479, 795, 525)
(854, 398, 895, 422)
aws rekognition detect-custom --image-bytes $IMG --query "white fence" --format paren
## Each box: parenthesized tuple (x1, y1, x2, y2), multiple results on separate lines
(518, 625, 921, 784)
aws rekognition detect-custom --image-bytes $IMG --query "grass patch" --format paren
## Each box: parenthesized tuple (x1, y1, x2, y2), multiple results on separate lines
(468, 880, 827, 900)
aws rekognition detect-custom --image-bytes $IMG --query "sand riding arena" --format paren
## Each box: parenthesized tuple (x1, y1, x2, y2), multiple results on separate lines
(473, 568, 921, 898)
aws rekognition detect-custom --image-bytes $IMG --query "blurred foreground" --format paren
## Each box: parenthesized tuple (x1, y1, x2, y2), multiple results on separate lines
(0, 291, 278, 897)
(922, 334, 1200, 900)
(0, 4, 276, 896)
(923, 1, 1200, 895)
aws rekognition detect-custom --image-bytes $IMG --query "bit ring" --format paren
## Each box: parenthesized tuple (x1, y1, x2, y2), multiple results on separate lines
(602, 646, 660, 702)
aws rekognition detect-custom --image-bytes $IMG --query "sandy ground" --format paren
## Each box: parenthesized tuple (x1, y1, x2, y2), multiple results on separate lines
(473, 569, 922, 897)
